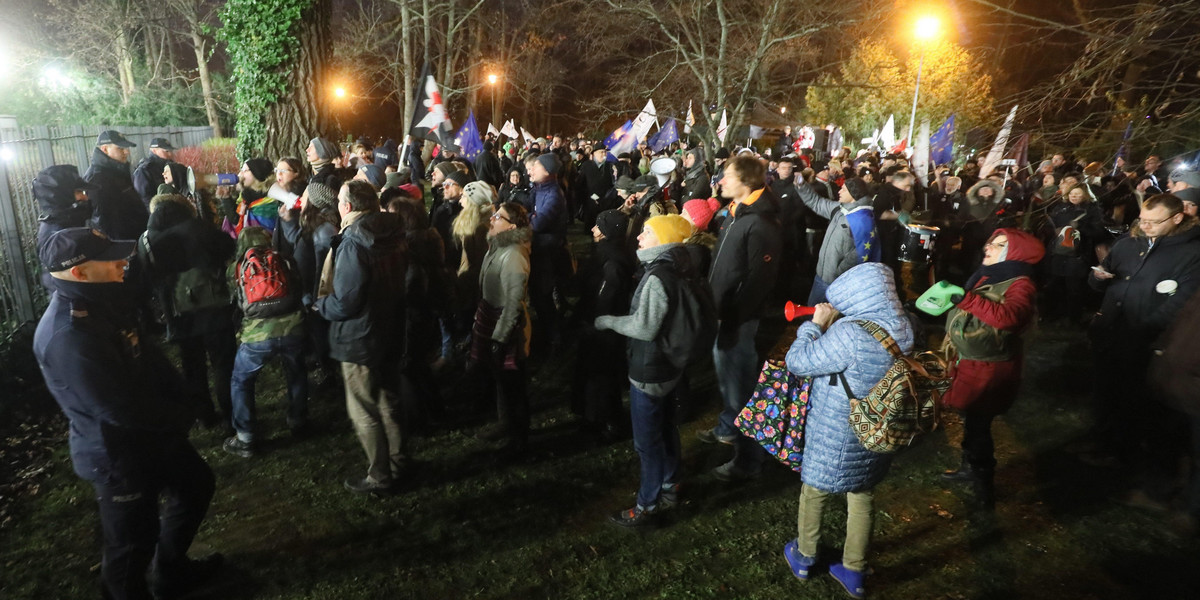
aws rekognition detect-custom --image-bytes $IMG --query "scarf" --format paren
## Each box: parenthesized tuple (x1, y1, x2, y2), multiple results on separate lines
(965, 259, 1034, 291)
(317, 210, 366, 298)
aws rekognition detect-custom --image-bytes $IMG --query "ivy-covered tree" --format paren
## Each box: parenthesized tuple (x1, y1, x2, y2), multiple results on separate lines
(220, 0, 333, 160)
(805, 38, 996, 145)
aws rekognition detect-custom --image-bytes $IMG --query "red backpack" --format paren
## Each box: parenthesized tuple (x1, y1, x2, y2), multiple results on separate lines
(237, 246, 298, 319)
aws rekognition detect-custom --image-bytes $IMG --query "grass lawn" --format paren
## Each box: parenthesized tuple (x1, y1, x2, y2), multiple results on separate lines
(3, 291, 1199, 599)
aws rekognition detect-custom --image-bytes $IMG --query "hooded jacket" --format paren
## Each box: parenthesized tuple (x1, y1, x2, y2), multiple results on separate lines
(785, 262, 914, 493)
(1089, 215, 1200, 350)
(682, 148, 712, 202)
(85, 147, 149, 240)
(708, 187, 783, 325)
(942, 229, 1043, 414)
(314, 211, 408, 366)
(796, 183, 877, 284)
(965, 179, 1003, 221)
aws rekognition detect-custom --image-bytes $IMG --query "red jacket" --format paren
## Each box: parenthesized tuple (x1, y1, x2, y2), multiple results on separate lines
(942, 228, 1042, 414)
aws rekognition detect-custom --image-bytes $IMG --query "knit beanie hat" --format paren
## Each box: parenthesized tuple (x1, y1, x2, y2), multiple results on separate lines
(843, 177, 869, 201)
(682, 198, 717, 230)
(309, 137, 339, 161)
(714, 147, 731, 160)
(306, 182, 337, 209)
(595, 209, 629, 241)
(358, 164, 386, 189)
(1171, 169, 1200, 188)
(398, 183, 423, 200)
(434, 161, 458, 178)
(644, 214, 694, 245)
(385, 171, 405, 190)
(614, 175, 637, 193)
(244, 158, 273, 183)
(445, 170, 474, 188)
(536, 152, 560, 175)
(462, 181, 495, 207)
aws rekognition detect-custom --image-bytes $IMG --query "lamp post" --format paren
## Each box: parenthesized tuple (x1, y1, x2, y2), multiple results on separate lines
(907, 16, 940, 145)
(487, 73, 500, 129)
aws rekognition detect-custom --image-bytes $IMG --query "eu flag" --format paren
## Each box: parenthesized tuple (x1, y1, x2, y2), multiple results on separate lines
(453, 110, 484, 160)
(843, 206, 880, 264)
(648, 119, 679, 153)
(930, 115, 956, 167)
(603, 119, 637, 161)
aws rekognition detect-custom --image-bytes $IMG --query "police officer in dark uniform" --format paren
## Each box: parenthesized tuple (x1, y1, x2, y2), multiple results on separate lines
(33, 228, 221, 600)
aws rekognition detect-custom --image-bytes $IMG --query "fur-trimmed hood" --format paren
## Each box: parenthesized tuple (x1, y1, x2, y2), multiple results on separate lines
(488, 225, 532, 249)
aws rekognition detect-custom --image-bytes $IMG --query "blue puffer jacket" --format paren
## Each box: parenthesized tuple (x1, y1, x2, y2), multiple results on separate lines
(786, 262, 914, 493)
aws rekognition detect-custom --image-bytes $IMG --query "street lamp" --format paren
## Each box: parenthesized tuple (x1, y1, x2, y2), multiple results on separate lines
(334, 86, 347, 99)
(487, 73, 500, 129)
(907, 15, 941, 145)
(780, 106, 787, 115)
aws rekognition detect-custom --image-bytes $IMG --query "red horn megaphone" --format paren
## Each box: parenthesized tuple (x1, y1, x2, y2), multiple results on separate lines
(784, 301, 816, 322)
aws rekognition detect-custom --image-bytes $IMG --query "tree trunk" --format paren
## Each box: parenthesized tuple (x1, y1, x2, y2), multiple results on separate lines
(191, 28, 224, 137)
(400, 0, 414, 127)
(262, 0, 332, 159)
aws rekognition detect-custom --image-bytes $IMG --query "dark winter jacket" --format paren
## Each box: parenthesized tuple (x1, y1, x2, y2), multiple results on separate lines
(1089, 217, 1200, 351)
(133, 152, 170, 207)
(530, 180, 568, 251)
(315, 211, 408, 366)
(277, 214, 339, 306)
(85, 148, 149, 240)
(708, 187, 783, 326)
(474, 151, 505, 189)
(33, 279, 194, 485)
(1046, 199, 1105, 276)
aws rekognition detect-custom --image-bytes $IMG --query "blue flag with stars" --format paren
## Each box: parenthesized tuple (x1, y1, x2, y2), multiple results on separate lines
(603, 119, 637, 161)
(843, 206, 880, 263)
(648, 119, 679, 153)
(454, 110, 484, 160)
(930, 115, 955, 167)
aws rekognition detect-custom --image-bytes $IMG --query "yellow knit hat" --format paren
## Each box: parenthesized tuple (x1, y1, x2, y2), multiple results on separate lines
(644, 214, 694, 245)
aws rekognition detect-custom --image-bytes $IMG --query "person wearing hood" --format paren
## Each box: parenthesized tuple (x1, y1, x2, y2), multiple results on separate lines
(795, 177, 881, 304)
(133, 138, 175, 208)
(960, 179, 1004, 270)
(1086, 193, 1200, 504)
(572, 209, 636, 441)
(782, 262, 914, 599)
(596, 214, 697, 526)
(474, 141, 505, 189)
(1168, 169, 1200, 217)
(499, 167, 531, 211)
(682, 146, 712, 202)
(85, 130, 149, 241)
(34, 165, 99, 289)
(939, 228, 1044, 509)
(306, 137, 341, 187)
(470, 202, 534, 459)
(33, 227, 221, 600)
(315, 180, 411, 495)
(698, 155, 783, 482)
(138, 193, 237, 427)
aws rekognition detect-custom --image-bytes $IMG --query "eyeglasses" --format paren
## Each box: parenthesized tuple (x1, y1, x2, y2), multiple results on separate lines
(275, 168, 295, 174)
(1140, 212, 1180, 226)
(490, 213, 512, 224)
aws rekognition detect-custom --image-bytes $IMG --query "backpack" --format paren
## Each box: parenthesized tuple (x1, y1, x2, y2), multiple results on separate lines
(648, 251, 718, 370)
(840, 320, 952, 454)
(138, 232, 230, 316)
(236, 246, 299, 319)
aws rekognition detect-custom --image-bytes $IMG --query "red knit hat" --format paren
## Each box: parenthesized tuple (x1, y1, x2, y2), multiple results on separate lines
(683, 198, 719, 230)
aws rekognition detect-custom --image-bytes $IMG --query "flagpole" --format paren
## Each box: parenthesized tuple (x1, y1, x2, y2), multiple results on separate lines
(907, 49, 924, 146)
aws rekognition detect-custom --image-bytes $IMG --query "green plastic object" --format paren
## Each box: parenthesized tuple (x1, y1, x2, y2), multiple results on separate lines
(915, 281, 965, 316)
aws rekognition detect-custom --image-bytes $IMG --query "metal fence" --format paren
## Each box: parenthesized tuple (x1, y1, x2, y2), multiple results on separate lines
(0, 125, 214, 340)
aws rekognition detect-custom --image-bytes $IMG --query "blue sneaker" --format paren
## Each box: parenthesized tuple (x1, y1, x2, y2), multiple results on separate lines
(783, 539, 817, 580)
(829, 562, 866, 599)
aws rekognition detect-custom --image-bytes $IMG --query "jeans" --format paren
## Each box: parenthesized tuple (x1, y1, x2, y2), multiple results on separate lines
(630, 385, 681, 509)
(342, 362, 409, 484)
(797, 483, 874, 572)
(714, 319, 767, 471)
(230, 335, 309, 441)
(93, 441, 214, 600)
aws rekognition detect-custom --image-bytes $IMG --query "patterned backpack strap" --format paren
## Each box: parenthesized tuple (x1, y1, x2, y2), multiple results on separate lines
(852, 319, 903, 358)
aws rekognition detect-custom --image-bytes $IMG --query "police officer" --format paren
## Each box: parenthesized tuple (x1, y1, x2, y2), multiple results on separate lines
(33, 228, 221, 600)
(133, 137, 176, 208)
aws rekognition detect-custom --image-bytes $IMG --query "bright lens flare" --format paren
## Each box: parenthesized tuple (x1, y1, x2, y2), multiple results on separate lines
(487, 74, 498, 85)
(915, 16, 940, 40)
(334, 87, 347, 98)
(0, 147, 15, 161)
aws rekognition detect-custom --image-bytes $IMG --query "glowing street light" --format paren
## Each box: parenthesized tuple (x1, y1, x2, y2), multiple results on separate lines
(486, 73, 501, 127)
(781, 106, 787, 115)
(487, 73, 498, 85)
(907, 15, 942, 144)
(333, 86, 347, 99)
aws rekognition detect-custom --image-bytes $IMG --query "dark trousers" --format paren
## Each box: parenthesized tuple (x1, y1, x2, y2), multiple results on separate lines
(93, 442, 214, 600)
(178, 329, 236, 419)
(487, 360, 530, 445)
(961, 411, 997, 470)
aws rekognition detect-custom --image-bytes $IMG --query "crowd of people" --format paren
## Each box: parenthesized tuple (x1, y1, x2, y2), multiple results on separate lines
(27, 126, 1200, 599)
